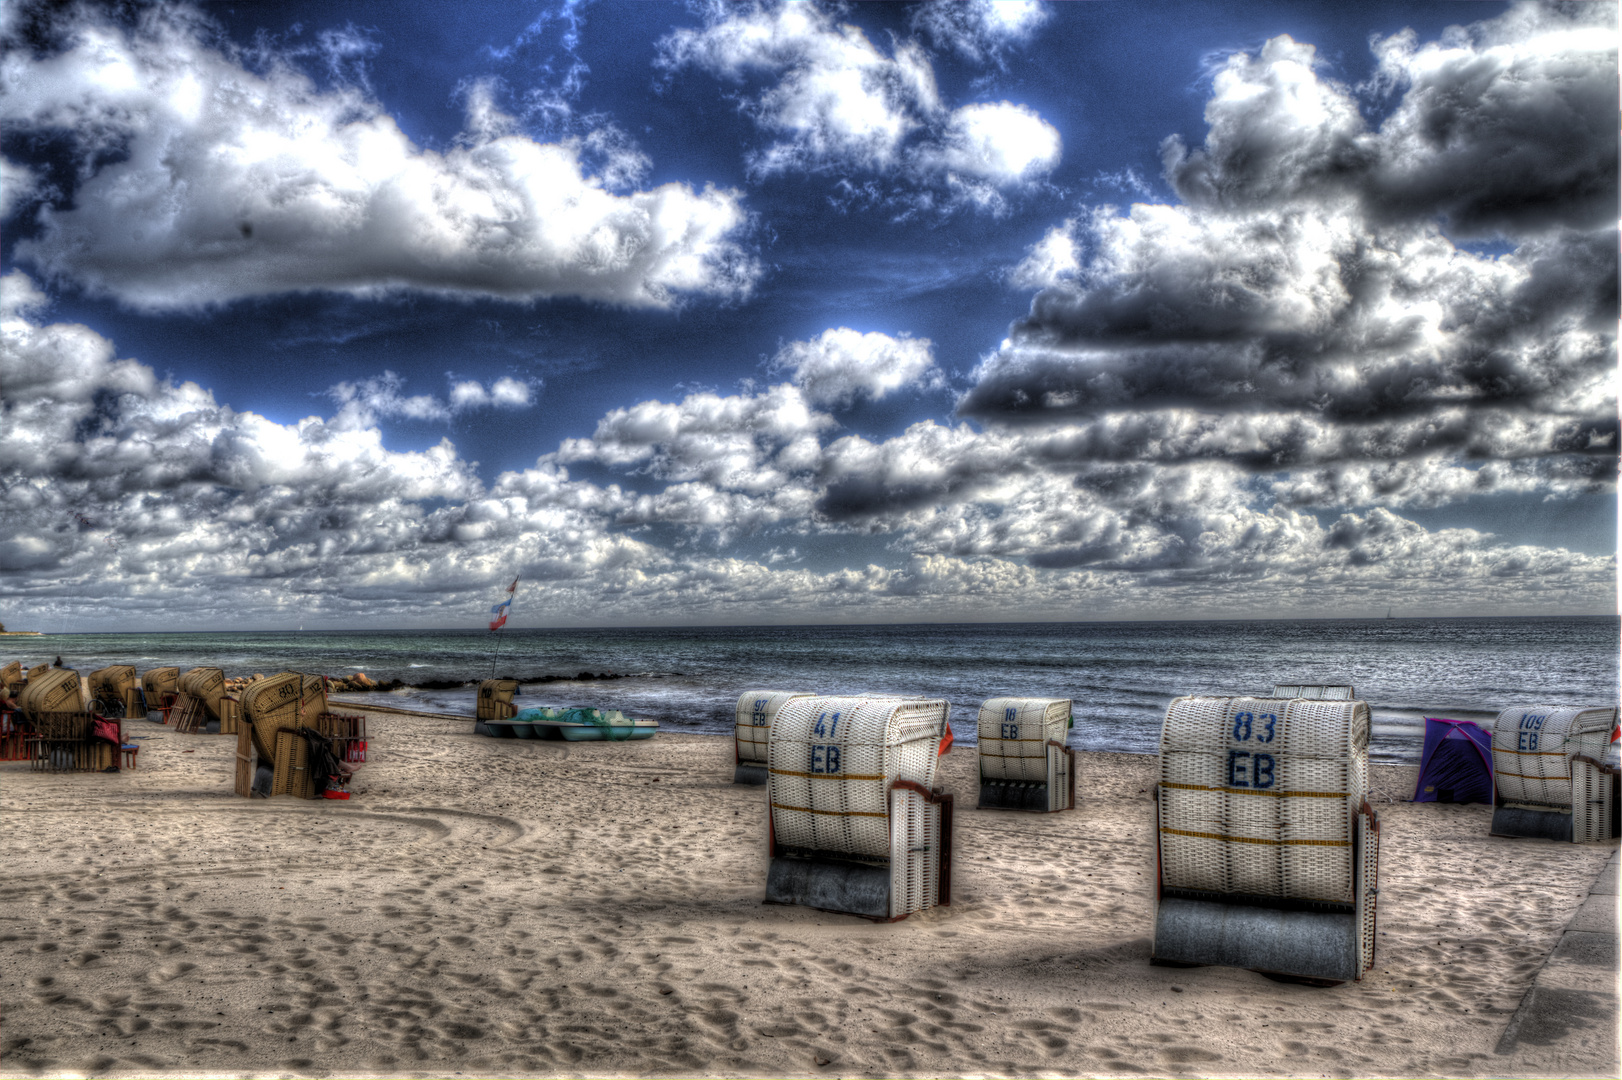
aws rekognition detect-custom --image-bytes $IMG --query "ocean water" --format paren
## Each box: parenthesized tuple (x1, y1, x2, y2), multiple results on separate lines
(8, 617, 1616, 764)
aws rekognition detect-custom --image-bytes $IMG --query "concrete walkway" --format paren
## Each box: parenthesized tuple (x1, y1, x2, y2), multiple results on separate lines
(1495, 844, 1619, 1077)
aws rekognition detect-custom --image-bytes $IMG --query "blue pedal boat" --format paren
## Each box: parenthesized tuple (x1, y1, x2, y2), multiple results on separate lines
(515, 706, 658, 741)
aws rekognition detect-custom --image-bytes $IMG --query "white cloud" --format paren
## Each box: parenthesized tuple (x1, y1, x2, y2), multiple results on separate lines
(446, 376, 535, 412)
(771, 327, 941, 407)
(0, 275, 1611, 626)
(659, 2, 1060, 208)
(1161, 34, 1368, 211)
(1009, 219, 1081, 290)
(4, 0, 1616, 630)
(557, 381, 833, 495)
(911, 0, 1049, 65)
(329, 372, 536, 428)
(0, 156, 41, 219)
(914, 101, 1062, 197)
(1, 4, 756, 311)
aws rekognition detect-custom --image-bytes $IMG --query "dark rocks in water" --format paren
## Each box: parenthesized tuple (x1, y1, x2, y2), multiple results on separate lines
(375, 670, 684, 692)
(331, 678, 407, 692)
(491, 672, 621, 684)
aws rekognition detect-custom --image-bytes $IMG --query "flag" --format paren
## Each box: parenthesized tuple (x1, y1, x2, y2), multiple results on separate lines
(937, 723, 954, 756)
(488, 577, 519, 631)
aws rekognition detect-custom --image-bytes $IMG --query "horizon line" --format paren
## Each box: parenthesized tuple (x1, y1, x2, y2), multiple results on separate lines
(9, 612, 1620, 636)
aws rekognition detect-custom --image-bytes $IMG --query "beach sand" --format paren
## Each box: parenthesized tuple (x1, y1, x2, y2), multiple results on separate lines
(1, 709, 1615, 1078)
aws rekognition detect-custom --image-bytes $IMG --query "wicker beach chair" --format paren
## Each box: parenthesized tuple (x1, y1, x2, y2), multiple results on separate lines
(1, 661, 22, 697)
(977, 697, 1074, 811)
(142, 667, 179, 722)
(174, 667, 228, 733)
(237, 672, 337, 798)
(88, 665, 142, 719)
(1490, 705, 1619, 843)
(1152, 694, 1380, 984)
(17, 668, 116, 772)
(734, 691, 812, 785)
(474, 679, 520, 735)
(765, 695, 954, 920)
(239, 671, 306, 761)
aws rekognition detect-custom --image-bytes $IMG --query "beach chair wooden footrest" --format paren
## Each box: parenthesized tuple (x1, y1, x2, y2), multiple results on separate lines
(1490, 804, 1573, 842)
(733, 763, 769, 786)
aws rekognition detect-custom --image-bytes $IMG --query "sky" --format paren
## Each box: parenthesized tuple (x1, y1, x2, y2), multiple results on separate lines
(0, 0, 1616, 631)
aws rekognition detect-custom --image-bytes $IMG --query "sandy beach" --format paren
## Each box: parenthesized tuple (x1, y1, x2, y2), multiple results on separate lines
(1, 708, 1615, 1079)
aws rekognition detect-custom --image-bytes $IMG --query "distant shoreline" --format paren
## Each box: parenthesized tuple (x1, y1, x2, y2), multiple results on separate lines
(0, 631, 42, 636)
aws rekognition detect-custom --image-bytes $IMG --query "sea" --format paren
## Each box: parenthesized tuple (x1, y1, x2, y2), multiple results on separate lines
(7, 617, 1616, 764)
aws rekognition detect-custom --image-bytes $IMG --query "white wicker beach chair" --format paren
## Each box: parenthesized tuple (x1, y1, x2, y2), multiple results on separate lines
(765, 695, 953, 920)
(1490, 705, 1619, 843)
(1152, 694, 1380, 984)
(977, 697, 1073, 811)
(734, 691, 812, 785)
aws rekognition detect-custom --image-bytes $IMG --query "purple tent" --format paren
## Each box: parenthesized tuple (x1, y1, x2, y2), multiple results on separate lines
(1413, 717, 1494, 804)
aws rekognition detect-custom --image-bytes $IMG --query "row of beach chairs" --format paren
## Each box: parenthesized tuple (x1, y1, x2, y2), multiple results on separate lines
(732, 685, 1617, 986)
(0, 663, 366, 793)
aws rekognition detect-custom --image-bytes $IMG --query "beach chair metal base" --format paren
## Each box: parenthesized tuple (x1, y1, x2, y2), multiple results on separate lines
(765, 853, 893, 920)
(734, 762, 769, 785)
(977, 779, 1050, 811)
(1490, 805, 1573, 842)
(474, 721, 513, 737)
(1151, 895, 1360, 984)
(1151, 784, 1379, 985)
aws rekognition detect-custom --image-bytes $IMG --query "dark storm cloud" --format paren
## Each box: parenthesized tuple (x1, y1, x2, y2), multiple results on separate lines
(964, 1, 1618, 512)
(1362, 6, 1619, 237)
(965, 222, 1616, 425)
(1161, 7, 1618, 235)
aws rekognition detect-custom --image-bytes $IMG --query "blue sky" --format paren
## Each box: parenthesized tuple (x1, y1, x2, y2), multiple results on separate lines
(1, 0, 1616, 630)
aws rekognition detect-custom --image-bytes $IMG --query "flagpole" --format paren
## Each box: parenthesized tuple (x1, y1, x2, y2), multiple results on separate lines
(488, 577, 518, 679)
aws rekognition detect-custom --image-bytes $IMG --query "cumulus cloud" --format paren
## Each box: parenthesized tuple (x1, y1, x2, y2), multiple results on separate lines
(771, 327, 941, 407)
(1, 3, 756, 310)
(3, 6, 1615, 625)
(658, 2, 1060, 208)
(557, 381, 833, 497)
(1, 274, 1611, 625)
(1159, 4, 1618, 234)
(1363, 3, 1619, 237)
(976, 4, 1616, 522)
